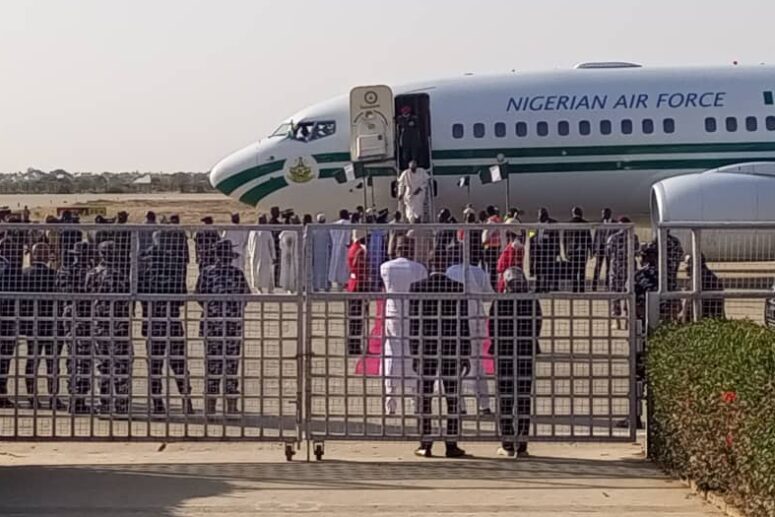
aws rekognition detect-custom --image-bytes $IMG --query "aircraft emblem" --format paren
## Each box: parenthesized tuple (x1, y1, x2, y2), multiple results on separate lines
(287, 157, 314, 183)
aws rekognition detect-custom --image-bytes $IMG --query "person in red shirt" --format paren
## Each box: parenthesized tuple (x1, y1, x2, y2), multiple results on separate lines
(496, 230, 525, 292)
(346, 230, 368, 354)
(482, 205, 503, 289)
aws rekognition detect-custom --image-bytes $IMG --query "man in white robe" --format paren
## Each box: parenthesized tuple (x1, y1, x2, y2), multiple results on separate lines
(397, 161, 430, 223)
(311, 213, 331, 291)
(246, 214, 275, 293)
(445, 245, 493, 415)
(380, 236, 428, 415)
(328, 209, 351, 288)
(222, 213, 249, 271)
(278, 218, 300, 292)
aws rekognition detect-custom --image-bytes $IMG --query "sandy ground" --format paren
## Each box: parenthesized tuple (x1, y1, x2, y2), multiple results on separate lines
(0, 440, 722, 517)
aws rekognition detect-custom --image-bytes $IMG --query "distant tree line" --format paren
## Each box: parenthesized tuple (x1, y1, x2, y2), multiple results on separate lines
(0, 168, 215, 194)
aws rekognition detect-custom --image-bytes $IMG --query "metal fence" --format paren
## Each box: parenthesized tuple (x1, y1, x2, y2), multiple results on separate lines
(652, 222, 775, 329)
(0, 221, 640, 460)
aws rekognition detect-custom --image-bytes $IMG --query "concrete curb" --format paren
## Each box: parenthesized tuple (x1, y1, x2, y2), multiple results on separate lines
(686, 480, 745, 517)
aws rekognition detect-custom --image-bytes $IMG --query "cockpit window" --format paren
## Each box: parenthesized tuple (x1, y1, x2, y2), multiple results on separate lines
(291, 120, 337, 142)
(270, 123, 293, 137)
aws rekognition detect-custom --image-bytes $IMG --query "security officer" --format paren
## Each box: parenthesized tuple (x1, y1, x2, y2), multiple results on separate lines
(139, 231, 193, 414)
(489, 267, 542, 457)
(21, 243, 63, 409)
(563, 207, 592, 293)
(59, 210, 83, 268)
(86, 241, 132, 414)
(409, 249, 470, 458)
(634, 243, 659, 327)
(397, 105, 422, 168)
(195, 239, 250, 415)
(57, 241, 94, 414)
(529, 208, 560, 292)
(591, 208, 614, 291)
(0, 240, 18, 408)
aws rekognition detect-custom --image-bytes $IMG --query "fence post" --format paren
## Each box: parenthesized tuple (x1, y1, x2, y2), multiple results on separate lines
(691, 229, 702, 321)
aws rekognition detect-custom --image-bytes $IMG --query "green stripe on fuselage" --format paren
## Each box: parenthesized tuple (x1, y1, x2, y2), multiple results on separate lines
(239, 176, 289, 206)
(434, 157, 775, 176)
(216, 160, 285, 195)
(431, 141, 775, 160)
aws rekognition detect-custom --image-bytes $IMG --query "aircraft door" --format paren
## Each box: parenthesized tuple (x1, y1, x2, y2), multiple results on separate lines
(395, 93, 432, 171)
(349, 86, 395, 163)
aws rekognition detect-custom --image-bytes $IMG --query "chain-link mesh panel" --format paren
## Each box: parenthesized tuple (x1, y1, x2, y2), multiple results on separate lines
(0, 223, 302, 442)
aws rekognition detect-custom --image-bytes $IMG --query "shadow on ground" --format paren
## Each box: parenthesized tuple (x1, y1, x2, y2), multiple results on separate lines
(0, 455, 670, 515)
(0, 464, 232, 516)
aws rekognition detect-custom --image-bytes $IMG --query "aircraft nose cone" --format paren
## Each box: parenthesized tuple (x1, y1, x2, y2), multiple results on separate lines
(209, 144, 259, 194)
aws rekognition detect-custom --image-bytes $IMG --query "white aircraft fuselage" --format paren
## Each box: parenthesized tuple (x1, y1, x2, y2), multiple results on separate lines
(210, 64, 775, 220)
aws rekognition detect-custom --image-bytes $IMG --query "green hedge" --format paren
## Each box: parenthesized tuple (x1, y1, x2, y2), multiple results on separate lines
(648, 320, 775, 516)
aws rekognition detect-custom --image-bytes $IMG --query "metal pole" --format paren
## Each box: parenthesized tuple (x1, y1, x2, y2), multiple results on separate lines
(691, 229, 702, 321)
(359, 164, 368, 211)
(506, 170, 511, 211)
(369, 172, 375, 208)
(503, 172, 511, 213)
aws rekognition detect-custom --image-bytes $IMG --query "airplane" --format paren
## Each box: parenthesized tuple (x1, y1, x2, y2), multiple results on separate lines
(209, 62, 775, 223)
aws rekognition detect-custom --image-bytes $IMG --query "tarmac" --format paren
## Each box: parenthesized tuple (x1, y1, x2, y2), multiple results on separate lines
(0, 439, 722, 516)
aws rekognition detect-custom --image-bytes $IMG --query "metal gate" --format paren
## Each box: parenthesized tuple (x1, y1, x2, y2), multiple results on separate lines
(0, 220, 638, 460)
(304, 222, 637, 459)
(0, 223, 303, 459)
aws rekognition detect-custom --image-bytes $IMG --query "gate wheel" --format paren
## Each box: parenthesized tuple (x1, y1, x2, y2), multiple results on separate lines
(284, 444, 295, 462)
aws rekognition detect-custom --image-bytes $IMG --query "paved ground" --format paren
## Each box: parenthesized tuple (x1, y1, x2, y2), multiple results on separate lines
(0, 441, 721, 516)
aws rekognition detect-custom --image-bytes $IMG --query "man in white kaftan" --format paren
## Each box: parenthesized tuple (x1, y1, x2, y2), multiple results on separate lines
(279, 224, 299, 292)
(397, 161, 430, 223)
(246, 215, 275, 293)
(328, 209, 351, 288)
(380, 237, 428, 414)
(311, 213, 331, 291)
(446, 250, 494, 414)
(222, 213, 249, 270)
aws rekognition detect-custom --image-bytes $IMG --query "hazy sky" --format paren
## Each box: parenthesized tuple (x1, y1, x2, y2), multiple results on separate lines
(1, 0, 773, 173)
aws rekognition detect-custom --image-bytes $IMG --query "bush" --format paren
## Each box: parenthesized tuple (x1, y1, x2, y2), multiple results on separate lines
(648, 320, 775, 516)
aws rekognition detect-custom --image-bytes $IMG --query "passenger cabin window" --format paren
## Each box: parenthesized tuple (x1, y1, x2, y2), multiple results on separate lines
(705, 117, 717, 133)
(494, 122, 506, 138)
(663, 118, 675, 134)
(291, 121, 336, 142)
(621, 119, 633, 135)
(746, 116, 758, 132)
(558, 120, 570, 136)
(452, 123, 464, 139)
(473, 123, 485, 138)
(600, 120, 612, 135)
(642, 119, 654, 134)
(537, 121, 549, 137)
(579, 120, 591, 136)
(515, 122, 528, 137)
(726, 117, 738, 132)
(767, 116, 775, 131)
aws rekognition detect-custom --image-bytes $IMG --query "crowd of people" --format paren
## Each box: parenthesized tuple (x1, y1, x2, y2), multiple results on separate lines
(0, 203, 723, 458)
(0, 209, 254, 416)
